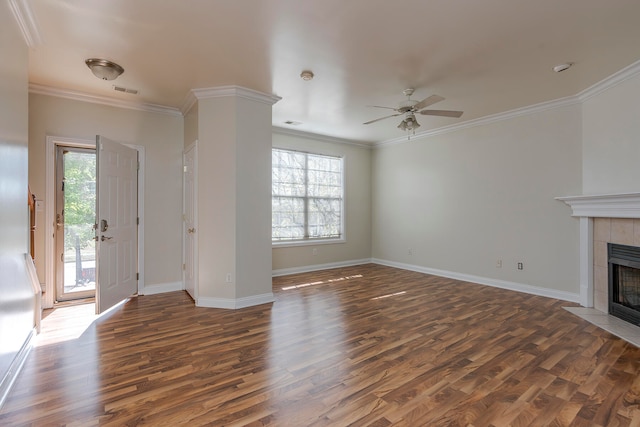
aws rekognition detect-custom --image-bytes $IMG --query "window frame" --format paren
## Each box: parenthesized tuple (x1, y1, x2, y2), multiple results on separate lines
(271, 147, 345, 247)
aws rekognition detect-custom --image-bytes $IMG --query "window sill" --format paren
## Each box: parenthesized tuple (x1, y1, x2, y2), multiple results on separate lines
(272, 238, 345, 249)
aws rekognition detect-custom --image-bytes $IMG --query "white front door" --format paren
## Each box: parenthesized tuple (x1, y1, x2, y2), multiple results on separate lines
(183, 142, 198, 301)
(96, 136, 138, 314)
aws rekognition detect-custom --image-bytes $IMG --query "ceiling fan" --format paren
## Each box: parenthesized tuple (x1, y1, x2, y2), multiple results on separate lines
(364, 88, 463, 137)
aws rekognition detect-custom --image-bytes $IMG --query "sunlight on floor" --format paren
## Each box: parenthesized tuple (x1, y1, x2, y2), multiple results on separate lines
(281, 274, 364, 290)
(371, 291, 407, 300)
(37, 298, 128, 346)
(37, 303, 98, 346)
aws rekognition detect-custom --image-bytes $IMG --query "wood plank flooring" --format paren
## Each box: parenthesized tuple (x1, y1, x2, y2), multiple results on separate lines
(1, 264, 640, 426)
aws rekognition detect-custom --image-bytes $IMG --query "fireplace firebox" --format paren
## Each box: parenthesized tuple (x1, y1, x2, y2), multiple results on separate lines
(608, 243, 640, 326)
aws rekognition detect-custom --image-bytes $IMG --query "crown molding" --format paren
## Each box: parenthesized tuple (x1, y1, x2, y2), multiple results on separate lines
(181, 91, 198, 115)
(191, 85, 281, 104)
(8, 0, 42, 48)
(272, 126, 372, 149)
(29, 84, 182, 117)
(577, 59, 640, 102)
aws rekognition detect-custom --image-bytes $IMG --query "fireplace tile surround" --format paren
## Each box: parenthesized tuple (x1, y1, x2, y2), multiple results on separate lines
(557, 193, 640, 347)
(593, 218, 640, 312)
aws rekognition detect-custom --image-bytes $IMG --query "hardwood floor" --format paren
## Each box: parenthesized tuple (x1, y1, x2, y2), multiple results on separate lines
(1, 264, 639, 426)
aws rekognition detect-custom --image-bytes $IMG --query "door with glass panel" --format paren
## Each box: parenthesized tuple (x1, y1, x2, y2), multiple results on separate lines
(55, 146, 97, 301)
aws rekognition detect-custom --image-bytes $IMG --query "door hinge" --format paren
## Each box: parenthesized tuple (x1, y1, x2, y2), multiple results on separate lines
(182, 263, 186, 271)
(137, 161, 140, 171)
(137, 217, 139, 225)
(136, 272, 139, 280)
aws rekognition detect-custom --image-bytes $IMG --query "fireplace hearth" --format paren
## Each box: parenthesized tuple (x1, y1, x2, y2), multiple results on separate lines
(609, 243, 640, 326)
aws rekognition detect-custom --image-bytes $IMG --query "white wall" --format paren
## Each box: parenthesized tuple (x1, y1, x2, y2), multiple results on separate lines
(28, 94, 184, 295)
(0, 2, 33, 404)
(372, 104, 583, 296)
(272, 131, 372, 272)
(582, 71, 640, 194)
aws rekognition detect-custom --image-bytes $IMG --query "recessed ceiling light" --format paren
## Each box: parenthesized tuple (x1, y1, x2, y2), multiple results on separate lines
(553, 63, 573, 73)
(300, 70, 314, 81)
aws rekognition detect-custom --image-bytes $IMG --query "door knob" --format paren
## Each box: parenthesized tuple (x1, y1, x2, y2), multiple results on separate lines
(101, 235, 113, 241)
(188, 228, 195, 234)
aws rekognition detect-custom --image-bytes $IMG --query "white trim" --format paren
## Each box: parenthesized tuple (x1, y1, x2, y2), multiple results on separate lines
(127, 144, 146, 296)
(8, 0, 41, 48)
(272, 258, 372, 277)
(29, 84, 182, 117)
(578, 59, 640, 102)
(44, 137, 96, 308)
(190, 85, 282, 105)
(197, 293, 275, 309)
(555, 193, 640, 218)
(272, 126, 373, 149)
(140, 281, 183, 296)
(0, 328, 35, 410)
(182, 141, 199, 301)
(181, 91, 197, 115)
(272, 238, 346, 248)
(371, 258, 581, 303)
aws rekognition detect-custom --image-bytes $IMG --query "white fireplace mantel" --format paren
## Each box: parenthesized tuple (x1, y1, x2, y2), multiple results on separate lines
(556, 192, 640, 308)
(556, 192, 640, 218)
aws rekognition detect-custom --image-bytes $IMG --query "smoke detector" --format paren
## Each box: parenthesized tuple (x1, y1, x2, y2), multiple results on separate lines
(300, 70, 314, 81)
(553, 63, 573, 73)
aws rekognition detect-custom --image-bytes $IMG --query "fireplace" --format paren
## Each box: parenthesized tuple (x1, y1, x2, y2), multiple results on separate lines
(608, 243, 640, 326)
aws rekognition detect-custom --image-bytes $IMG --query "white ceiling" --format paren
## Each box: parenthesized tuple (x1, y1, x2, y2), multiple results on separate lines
(17, 0, 640, 144)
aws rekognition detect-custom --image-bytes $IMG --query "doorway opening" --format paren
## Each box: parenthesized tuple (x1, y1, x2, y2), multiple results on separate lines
(44, 136, 146, 312)
(55, 145, 96, 302)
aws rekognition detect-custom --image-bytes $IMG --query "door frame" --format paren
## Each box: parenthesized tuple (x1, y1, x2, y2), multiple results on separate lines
(183, 140, 198, 301)
(44, 136, 145, 309)
(54, 144, 97, 302)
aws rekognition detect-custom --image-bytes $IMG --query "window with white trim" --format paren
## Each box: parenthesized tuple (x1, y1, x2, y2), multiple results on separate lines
(272, 148, 343, 242)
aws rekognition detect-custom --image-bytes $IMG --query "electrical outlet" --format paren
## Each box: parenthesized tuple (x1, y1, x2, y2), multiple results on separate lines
(226, 273, 232, 283)
(408, 248, 413, 256)
(517, 262, 524, 270)
(312, 248, 318, 256)
(496, 259, 502, 268)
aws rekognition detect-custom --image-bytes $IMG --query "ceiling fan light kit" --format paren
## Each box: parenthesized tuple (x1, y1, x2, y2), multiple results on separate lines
(85, 58, 124, 81)
(364, 88, 463, 139)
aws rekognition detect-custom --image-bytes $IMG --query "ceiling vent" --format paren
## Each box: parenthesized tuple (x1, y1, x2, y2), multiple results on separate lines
(113, 85, 138, 95)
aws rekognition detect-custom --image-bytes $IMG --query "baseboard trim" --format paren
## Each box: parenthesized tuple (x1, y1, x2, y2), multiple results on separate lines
(0, 327, 36, 411)
(197, 292, 275, 309)
(371, 258, 581, 303)
(272, 258, 373, 277)
(140, 281, 183, 295)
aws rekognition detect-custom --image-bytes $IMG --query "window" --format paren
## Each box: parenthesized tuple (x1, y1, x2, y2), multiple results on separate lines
(272, 148, 343, 243)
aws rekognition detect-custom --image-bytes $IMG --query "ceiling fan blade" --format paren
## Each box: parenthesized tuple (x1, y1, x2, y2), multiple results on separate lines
(419, 109, 464, 118)
(413, 94, 445, 110)
(363, 113, 401, 125)
(368, 105, 397, 110)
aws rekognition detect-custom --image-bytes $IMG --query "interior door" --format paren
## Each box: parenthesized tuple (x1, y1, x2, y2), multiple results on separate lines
(183, 143, 198, 301)
(96, 136, 138, 314)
